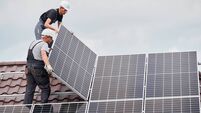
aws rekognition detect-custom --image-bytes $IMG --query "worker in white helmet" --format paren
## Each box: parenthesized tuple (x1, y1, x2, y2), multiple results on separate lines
(24, 29, 56, 105)
(34, 0, 70, 42)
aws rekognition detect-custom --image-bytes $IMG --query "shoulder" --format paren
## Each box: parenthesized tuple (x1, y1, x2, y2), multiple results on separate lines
(41, 42, 49, 52)
(47, 9, 57, 14)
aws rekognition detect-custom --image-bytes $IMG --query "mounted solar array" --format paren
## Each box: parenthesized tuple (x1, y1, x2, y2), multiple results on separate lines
(48, 26, 200, 113)
(145, 51, 200, 113)
(89, 54, 146, 113)
(49, 25, 97, 100)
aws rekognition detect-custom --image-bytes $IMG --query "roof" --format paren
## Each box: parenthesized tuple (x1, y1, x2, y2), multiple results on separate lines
(0, 61, 83, 105)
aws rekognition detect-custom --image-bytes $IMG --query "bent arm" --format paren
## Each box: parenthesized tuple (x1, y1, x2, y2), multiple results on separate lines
(44, 18, 59, 33)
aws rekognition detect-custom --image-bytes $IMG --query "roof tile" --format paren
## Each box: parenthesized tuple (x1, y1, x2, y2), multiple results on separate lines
(0, 87, 9, 95)
(0, 61, 82, 105)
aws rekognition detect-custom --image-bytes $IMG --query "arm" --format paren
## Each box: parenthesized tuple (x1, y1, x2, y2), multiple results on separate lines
(44, 18, 59, 33)
(41, 49, 50, 66)
(41, 49, 53, 74)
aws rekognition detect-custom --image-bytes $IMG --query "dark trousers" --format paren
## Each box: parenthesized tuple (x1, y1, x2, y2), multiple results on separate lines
(24, 65, 50, 104)
(34, 19, 44, 40)
(34, 19, 53, 48)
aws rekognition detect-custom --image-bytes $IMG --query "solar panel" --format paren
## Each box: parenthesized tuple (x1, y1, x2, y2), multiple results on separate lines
(145, 51, 200, 112)
(88, 100, 143, 113)
(0, 105, 31, 113)
(145, 97, 200, 113)
(32, 102, 87, 113)
(91, 54, 146, 100)
(49, 25, 97, 100)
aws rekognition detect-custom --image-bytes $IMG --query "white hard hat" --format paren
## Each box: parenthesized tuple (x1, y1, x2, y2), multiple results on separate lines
(60, 0, 70, 11)
(41, 29, 56, 38)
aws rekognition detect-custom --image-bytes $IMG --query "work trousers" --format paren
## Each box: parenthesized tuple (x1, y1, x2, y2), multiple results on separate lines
(24, 64, 50, 104)
(34, 19, 44, 40)
(34, 19, 53, 48)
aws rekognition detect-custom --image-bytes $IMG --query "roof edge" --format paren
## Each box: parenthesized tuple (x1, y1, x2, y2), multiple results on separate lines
(0, 61, 26, 66)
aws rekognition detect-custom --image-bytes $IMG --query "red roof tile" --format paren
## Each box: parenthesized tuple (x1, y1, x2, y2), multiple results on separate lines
(0, 61, 82, 105)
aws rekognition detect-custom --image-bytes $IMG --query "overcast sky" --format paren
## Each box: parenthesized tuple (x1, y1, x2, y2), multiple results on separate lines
(0, 0, 201, 63)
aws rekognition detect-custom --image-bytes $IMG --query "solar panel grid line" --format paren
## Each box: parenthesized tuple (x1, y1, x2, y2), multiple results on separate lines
(142, 54, 149, 113)
(100, 56, 113, 100)
(81, 51, 94, 98)
(123, 56, 130, 112)
(53, 71, 88, 100)
(73, 44, 86, 90)
(86, 58, 98, 111)
(139, 54, 147, 113)
(145, 95, 200, 100)
(88, 100, 143, 113)
(162, 53, 165, 113)
(66, 40, 81, 88)
(31, 102, 88, 113)
(145, 97, 200, 113)
(117, 56, 127, 99)
(105, 56, 114, 112)
(89, 98, 144, 104)
(113, 55, 123, 113)
(67, 37, 79, 84)
(55, 45, 94, 78)
(97, 56, 106, 100)
(0, 105, 31, 113)
(179, 52, 183, 112)
(52, 27, 69, 70)
(60, 34, 75, 81)
(153, 54, 157, 113)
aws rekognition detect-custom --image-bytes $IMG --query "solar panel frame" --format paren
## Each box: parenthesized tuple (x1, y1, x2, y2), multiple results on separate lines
(32, 102, 88, 113)
(49, 25, 97, 100)
(144, 51, 200, 113)
(90, 54, 146, 101)
(87, 99, 143, 113)
(0, 104, 32, 113)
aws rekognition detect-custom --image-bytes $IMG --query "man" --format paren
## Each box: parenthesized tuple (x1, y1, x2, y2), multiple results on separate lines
(35, 0, 70, 40)
(24, 29, 55, 105)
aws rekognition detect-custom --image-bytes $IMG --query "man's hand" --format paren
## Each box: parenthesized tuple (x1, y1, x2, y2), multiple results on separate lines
(44, 64, 53, 75)
(55, 28, 59, 33)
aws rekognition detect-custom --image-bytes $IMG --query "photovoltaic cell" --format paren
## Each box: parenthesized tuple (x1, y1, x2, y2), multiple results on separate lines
(33, 102, 87, 113)
(91, 54, 146, 100)
(145, 97, 200, 113)
(49, 25, 97, 100)
(88, 100, 143, 113)
(145, 51, 200, 113)
(0, 105, 31, 113)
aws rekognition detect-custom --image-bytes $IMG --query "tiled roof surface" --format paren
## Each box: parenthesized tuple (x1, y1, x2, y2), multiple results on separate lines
(0, 61, 82, 105)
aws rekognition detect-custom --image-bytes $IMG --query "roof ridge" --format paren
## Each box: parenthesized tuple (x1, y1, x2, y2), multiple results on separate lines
(0, 61, 26, 66)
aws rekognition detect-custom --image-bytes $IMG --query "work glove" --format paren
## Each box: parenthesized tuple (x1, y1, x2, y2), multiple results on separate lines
(44, 64, 53, 75)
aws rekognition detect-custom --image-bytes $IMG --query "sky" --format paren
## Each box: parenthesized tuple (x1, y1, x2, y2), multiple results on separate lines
(0, 0, 201, 64)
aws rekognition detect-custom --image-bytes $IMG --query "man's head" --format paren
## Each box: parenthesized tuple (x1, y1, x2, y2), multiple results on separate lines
(41, 29, 55, 44)
(59, 1, 70, 15)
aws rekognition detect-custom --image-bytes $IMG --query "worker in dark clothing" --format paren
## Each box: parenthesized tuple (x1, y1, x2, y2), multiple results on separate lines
(24, 29, 55, 105)
(34, 0, 70, 40)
